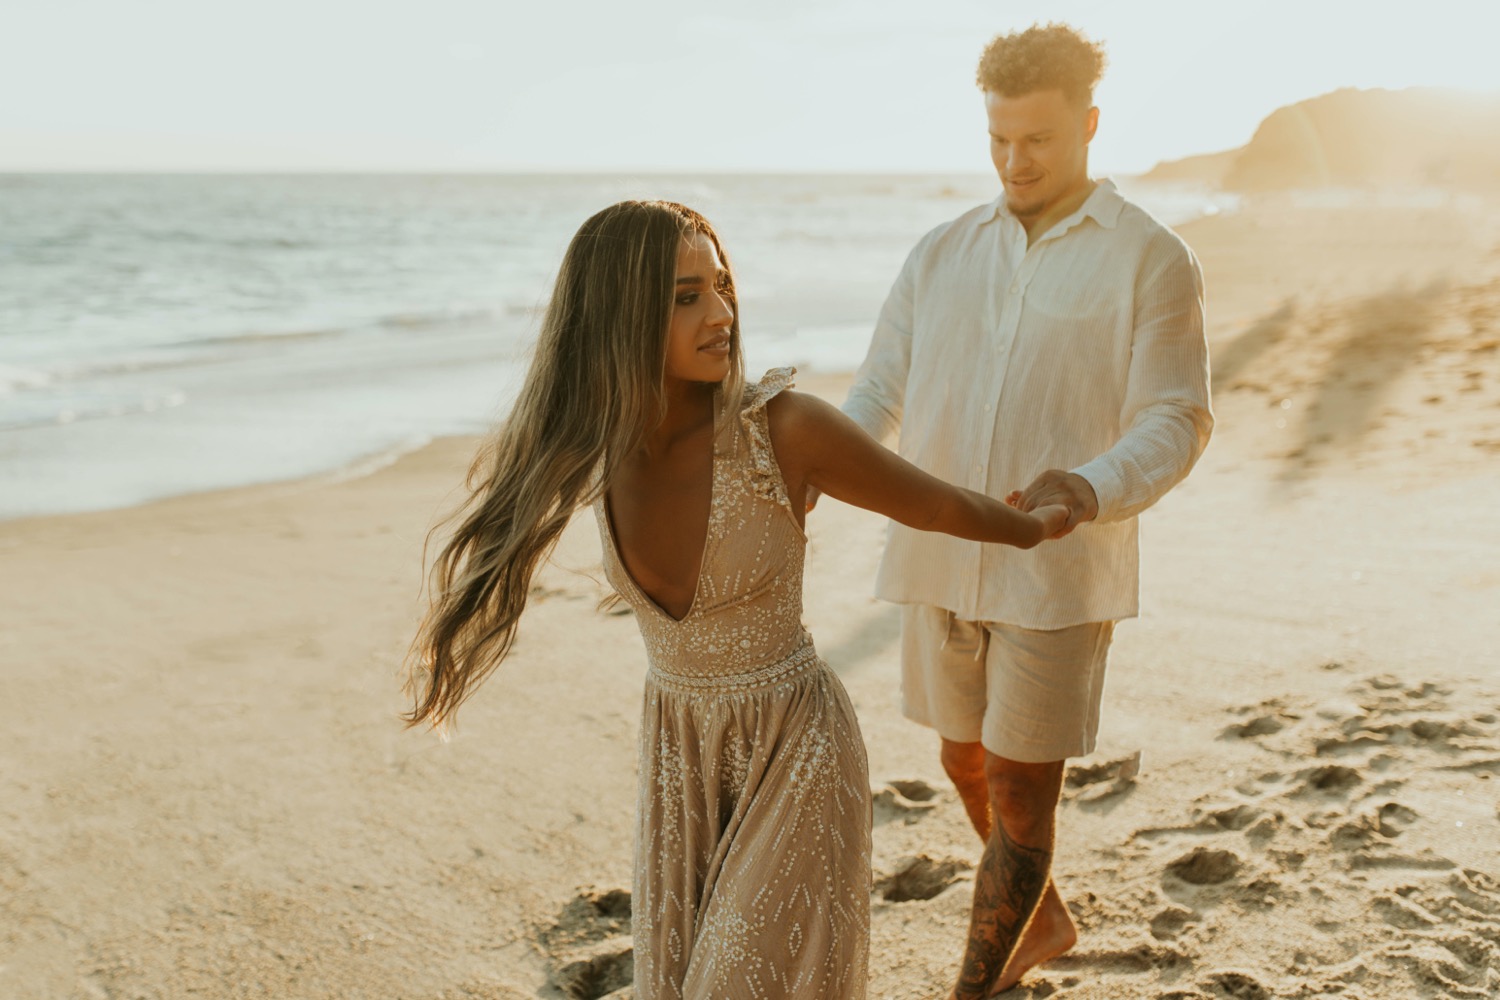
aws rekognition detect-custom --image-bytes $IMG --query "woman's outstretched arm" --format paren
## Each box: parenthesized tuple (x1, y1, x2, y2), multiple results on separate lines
(767, 390, 1066, 549)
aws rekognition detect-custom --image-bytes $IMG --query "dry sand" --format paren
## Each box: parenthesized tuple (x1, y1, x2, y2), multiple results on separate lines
(3, 195, 1499, 1000)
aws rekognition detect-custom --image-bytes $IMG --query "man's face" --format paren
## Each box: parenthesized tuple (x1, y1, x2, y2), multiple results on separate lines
(985, 89, 1098, 225)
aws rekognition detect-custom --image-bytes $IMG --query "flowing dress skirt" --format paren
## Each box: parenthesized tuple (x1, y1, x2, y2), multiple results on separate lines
(633, 645, 872, 999)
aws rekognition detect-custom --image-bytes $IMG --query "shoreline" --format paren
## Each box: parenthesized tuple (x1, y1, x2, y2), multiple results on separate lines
(0, 369, 865, 528)
(1, 174, 1249, 525)
(5, 187, 1493, 530)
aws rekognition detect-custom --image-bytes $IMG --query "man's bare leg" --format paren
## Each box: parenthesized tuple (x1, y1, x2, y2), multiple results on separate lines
(941, 741, 1076, 997)
(941, 739, 994, 837)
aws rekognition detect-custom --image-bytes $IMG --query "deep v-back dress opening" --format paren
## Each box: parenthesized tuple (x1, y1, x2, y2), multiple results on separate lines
(593, 368, 871, 1000)
(601, 389, 719, 624)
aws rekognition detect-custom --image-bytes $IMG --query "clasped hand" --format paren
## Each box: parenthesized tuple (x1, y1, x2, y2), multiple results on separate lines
(1006, 470, 1098, 539)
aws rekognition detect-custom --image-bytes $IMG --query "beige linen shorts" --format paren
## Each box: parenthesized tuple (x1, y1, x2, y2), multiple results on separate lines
(900, 604, 1115, 763)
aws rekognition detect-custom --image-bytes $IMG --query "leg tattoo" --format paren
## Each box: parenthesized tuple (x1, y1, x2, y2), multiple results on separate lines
(953, 818, 1052, 998)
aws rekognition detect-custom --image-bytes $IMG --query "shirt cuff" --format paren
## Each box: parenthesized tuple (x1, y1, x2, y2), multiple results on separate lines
(1068, 458, 1123, 525)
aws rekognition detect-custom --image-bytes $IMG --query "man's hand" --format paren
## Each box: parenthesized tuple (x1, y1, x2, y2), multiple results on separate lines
(1005, 470, 1098, 538)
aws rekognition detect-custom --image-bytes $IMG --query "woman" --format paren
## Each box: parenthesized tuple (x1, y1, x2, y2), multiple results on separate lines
(404, 200, 1066, 998)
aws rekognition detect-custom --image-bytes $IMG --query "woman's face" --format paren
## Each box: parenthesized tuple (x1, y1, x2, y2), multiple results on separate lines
(664, 232, 734, 386)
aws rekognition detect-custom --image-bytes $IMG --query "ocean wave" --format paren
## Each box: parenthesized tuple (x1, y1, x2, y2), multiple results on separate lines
(167, 307, 505, 348)
(38, 350, 225, 384)
(0, 387, 188, 431)
(375, 305, 507, 330)
(314, 435, 434, 486)
(15, 308, 514, 388)
(0, 364, 53, 394)
(161, 327, 346, 351)
(131, 228, 318, 250)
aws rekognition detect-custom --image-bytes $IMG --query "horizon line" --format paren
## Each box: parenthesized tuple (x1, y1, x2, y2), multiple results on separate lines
(0, 165, 1161, 179)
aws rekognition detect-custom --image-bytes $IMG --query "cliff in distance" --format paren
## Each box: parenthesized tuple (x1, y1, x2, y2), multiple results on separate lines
(1139, 87, 1500, 193)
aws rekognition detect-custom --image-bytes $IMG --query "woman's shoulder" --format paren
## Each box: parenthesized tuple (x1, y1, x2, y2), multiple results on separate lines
(744, 368, 853, 467)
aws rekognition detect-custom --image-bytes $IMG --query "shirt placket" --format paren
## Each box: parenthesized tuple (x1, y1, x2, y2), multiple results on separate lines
(969, 223, 1029, 490)
(965, 222, 1033, 614)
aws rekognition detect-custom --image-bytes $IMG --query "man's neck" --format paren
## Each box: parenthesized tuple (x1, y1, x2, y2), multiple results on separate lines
(1022, 176, 1097, 247)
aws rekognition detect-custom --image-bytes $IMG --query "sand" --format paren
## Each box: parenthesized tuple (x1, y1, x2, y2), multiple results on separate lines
(3, 195, 1499, 1000)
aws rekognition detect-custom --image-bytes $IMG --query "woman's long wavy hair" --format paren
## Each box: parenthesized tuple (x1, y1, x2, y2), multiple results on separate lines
(403, 200, 744, 730)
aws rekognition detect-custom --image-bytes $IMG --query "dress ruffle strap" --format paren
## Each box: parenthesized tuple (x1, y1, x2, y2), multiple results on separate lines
(739, 366, 797, 511)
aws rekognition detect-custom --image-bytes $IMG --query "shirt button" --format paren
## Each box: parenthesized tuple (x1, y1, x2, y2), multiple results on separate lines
(1009, 285, 1019, 294)
(983, 403, 992, 412)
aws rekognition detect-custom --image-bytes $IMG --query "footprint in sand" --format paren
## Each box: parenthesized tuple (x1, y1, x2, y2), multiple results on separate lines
(1197, 970, 1270, 999)
(1128, 801, 1280, 846)
(1380, 942, 1494, 999)
(1242, 813, 1281, 843)
(873, 854, 972, 902)
(548, 950, 634, 1000)
(1149, 904, 1198, 941)
(1064, 752, 1142, 804)
(1292, 763, 1362, 797)
(1046, 941, 1188, 976)
(540, 888, 634, 999)
(1199, 803, 1269, 832)
(1324, 715, 1490, 754)
(541, 888, 632, 948)
(1375, 801, 1419, 835)
(1361, 877, 1500, 993)
(1220, 699, 1301, 743)
(871, 778, 940, 825)
(1313, 713, 1392, 756)
(1429, 930, 1495, 972)
(1327, 799, 1417, 852)
(1066, 753, 1142, 788)
(1220, 713, 1295, 740)
(1372, 891, 1441, 929)
(1164, 847, 1242, 886)
(1448, 867, 1500, 916)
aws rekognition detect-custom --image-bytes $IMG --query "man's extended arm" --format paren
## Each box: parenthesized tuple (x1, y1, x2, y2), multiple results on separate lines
(1054, 239, 1213, 525)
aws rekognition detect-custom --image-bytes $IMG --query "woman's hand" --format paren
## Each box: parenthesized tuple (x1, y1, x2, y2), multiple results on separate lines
(1030, 503, 1071, 541)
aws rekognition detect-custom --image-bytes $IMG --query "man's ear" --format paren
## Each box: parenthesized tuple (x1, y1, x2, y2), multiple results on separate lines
(1084, 106, 1099, 144)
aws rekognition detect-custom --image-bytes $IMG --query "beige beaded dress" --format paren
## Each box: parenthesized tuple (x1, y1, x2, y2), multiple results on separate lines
(594, 368, 871, 999)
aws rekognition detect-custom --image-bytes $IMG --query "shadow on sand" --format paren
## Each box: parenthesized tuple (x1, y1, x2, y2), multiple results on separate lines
(1274, 279, 1449, 483)
(1209, 280, 1453, 484)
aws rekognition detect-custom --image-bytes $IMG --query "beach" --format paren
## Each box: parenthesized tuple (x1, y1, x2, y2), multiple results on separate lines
(3, 194, 1500, 1000)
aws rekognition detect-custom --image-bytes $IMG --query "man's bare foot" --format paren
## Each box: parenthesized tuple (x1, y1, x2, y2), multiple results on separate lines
(944, 884, 1077, 999)
(988, 882, 1077, 995)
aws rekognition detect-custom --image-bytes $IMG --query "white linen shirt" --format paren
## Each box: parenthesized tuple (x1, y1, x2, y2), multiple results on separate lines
(843, 179, 1213, 629)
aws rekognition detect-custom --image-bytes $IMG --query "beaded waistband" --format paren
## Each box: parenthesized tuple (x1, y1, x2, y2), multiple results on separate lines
(647, 642, 822, 697)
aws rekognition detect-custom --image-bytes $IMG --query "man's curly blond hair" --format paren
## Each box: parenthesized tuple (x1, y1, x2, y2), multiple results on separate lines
(976, 23, 1107, 108)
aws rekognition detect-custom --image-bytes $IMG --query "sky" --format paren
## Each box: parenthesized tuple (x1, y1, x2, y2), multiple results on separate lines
(3, 0, 1499, 175)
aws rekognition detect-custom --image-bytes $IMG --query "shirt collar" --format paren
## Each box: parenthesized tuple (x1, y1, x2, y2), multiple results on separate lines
(980, 177, 1124, 236)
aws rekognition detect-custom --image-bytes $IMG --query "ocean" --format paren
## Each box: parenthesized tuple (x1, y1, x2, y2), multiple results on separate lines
(0, 172, 1235, 520)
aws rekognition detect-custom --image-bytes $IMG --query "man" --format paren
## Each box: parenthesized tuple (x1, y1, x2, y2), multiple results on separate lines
(839, 23, 1213, 999)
